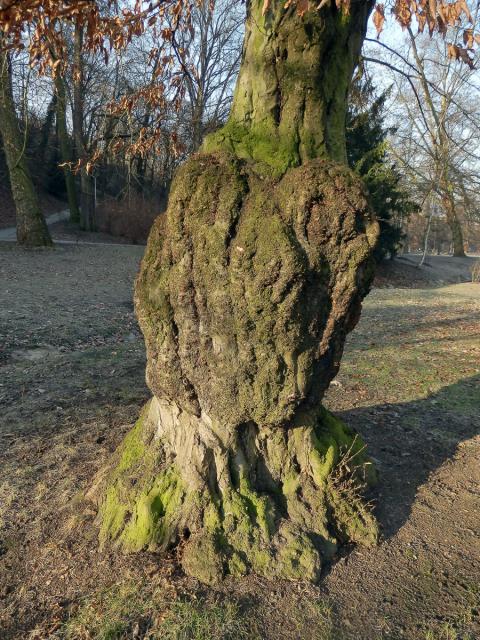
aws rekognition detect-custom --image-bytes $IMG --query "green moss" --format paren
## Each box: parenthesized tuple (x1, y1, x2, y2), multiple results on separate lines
(202, 121, 300, 178)
(310, 443, 337, 487)
(228, 552, 248, 576)
(116, 406, 148, 474)
(99, 404, 377, 584)
(250, 548, 273, 573)
(99, 486, 128, 544)
(99, 465, 186, 552)
(276, 526, 322, 582)
(282, 472, 300, 496)
(238, 475, 274, 539)
(327, 485, 378, 547)
(120, 467, 185, 551)
(203, 502, 222, 531)
(182, 533, 225, 586)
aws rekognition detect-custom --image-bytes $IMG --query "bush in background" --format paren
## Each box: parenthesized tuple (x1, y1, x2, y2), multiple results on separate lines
(95, 192, 166, 244)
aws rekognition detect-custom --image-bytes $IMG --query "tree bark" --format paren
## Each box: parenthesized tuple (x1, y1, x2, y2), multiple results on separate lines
(95, 0, 378, 584)
(73, 24, 95, 231)
(204, 0, 373, 172)
(0, 48, 52, 247)
(54, 75, 80, 223)
(441, 189, 465, 257)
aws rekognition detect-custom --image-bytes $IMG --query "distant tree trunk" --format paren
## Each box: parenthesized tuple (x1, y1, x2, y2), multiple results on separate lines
(190, 90, 204, 152)
(54, 75, 80, 223)
(0, 47, 51, 247)
(95, 0, 379, 585)
(441, 189, 465, 257)
(39, 93, 57, 169)
(80, 171, 95, 229)
(134, 112, 151, 192)
(73, 24, 95, 231)
(419, 199, 433, 267)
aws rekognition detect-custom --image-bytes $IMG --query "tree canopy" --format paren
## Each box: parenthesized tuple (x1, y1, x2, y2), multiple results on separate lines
(0, 0, 477, 168)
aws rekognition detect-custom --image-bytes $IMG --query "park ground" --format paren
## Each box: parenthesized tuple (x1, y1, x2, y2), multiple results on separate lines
(0, 241, 479, 640)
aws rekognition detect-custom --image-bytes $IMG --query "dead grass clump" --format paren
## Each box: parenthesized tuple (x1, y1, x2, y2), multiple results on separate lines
(64, 580, 260, 640)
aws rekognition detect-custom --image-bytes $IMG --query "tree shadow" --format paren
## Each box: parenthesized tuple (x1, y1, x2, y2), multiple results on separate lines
(337, 373, 479, 540)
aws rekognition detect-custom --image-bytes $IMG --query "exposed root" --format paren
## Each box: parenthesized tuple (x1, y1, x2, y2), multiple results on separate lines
(94, 398, 378, 585)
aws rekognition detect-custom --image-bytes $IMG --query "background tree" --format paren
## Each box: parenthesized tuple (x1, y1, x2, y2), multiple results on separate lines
(0, 44, 52, 246)
(54, 72, 80, 223)
(364, 12, 480, 257)
(346, 76, 419, 260)
(172, 0, 243, 152)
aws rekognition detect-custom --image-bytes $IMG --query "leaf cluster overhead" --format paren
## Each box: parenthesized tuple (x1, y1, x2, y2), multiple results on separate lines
(372, 1, 478, 67)
(0, 0, 476, 168)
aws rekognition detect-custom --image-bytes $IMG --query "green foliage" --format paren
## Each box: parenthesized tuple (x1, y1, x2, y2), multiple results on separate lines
(346, 77, 419, 261)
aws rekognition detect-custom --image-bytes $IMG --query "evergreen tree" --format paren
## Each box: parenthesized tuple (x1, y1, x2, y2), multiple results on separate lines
(347, 78, 418, 261)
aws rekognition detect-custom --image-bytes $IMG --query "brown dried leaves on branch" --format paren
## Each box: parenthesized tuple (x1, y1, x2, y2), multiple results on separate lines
(374, 0, 478, 66)
(262, 0, 478, 66)
(0, 0, 193, 168)
(373, 3, 386, 37)
(2, 0, 477, 72)
(1, 0, 477, 170)
(0, 0, 192, 75)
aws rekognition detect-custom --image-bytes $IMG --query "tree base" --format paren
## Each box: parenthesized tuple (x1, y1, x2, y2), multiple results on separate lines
(94, 398, 377, 584)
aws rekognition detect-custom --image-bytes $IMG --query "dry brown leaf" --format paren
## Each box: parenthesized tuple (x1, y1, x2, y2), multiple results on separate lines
(373, 3, 385, 38)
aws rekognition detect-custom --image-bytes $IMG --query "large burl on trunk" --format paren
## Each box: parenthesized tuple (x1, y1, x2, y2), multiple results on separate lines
(96, 0, 379, 584)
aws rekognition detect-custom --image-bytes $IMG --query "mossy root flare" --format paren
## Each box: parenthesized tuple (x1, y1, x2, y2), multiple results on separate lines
(97, 398, 377, 585)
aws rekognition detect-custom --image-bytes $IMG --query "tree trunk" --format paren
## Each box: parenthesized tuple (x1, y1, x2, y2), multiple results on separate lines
(80, 169, 95, 230)
(73, 24, 95, 231)
(442, 191, 465, 257)
(94, 0, 378, 584)
(419, 199, 433, 267)
(38, 93, 57, 170)
(54, 75, 80, 223)
(204, 0, 373, 171)
(0, 49, 52, 247)
(190, 91, 205, 152)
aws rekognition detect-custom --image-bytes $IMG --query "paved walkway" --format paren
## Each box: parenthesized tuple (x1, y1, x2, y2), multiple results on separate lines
(0, 210, 140, 247)
(0, 210, 70, 241)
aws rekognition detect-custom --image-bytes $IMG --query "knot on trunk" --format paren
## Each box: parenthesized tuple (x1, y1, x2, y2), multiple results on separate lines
(135, 152, 379, 429)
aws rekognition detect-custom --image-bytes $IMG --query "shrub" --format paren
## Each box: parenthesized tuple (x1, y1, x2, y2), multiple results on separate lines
(96, 192, 166, 244)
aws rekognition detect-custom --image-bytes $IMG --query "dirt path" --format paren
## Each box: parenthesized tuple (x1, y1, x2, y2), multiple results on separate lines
(0, 244, 479, 640)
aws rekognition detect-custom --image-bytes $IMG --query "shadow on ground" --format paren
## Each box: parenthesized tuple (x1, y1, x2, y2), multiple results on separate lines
(339, 373, 479, 541)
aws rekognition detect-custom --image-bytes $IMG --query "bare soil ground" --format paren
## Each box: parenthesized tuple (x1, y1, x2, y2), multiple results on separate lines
(0, 242, 479, 640)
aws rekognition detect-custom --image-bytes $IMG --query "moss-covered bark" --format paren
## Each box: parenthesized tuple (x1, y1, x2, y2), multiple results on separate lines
(97, 0, 379, 584)
(0, 47, 52, 247)
(203, 0, 374, 174)
(99, 397, 377, 585)
(135, 153, 377, 426)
